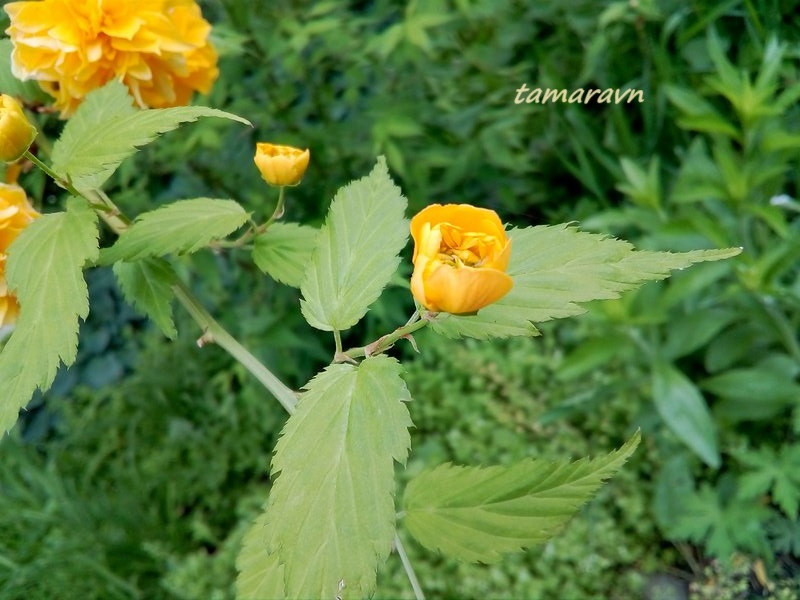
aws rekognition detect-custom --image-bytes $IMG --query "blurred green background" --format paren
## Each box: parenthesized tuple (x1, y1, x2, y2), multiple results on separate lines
(2, 0, 800, 598)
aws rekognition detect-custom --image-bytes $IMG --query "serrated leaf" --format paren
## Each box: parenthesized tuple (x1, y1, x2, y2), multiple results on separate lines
(252, 223, 318, 288)
(300, 157, 408, 331)
(99, 198, 249, 264)
(112, 257, 177, 339)
(431, 224, 741, 339)
(403, 430, 641, 563)
(669, 484, 771, 558)
(50, 80, 251, 191)
(236, 355, 413, 599)
(236, 508, 287, 600)
(735, 446, 800, 518)
(652, 361, 720, 468)
(0, 199, 98, 434)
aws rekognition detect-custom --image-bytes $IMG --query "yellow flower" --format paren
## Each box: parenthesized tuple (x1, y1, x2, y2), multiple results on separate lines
(4, 0, 219, 117)
(254, 143, 310, 187)
(410, 203, 513, 315)
(0, 94, 37, 163)
(0, 182, 39, 326)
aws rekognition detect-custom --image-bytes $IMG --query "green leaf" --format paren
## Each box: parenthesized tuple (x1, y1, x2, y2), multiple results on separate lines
(300, 157, 408, 331)
(112, 258, 178, 339)
(664, 84, 739, 138)
(99, 198, 249, 264)
(652, 361, 720, 468)
(50, 80, 251, 191)
(431, 224, 741, 339)
(669, 484, 771, 559)
(236, 355, 413, 599)
(736, 446, 800, 518)
(556, 334, 634, 381)
(703, 367, 800, 407)
(236, 508, 287, 600)
(663, 308, 737, 360)
(0, 199, 98, 434)
(653, 454, 696, 531)
(252, 223, 318, 288)
(403, 430, 641, 563)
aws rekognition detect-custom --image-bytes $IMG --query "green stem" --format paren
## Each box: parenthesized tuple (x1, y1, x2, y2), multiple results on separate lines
(394, 534, 425, 600)
(24, 150, 83, 198)
(172, 280, 298, 415)
(211, 186, 287, 249)
(342, 316, 429, 361)
(333, 329, 343, 356)
(261, 185, 286, 230)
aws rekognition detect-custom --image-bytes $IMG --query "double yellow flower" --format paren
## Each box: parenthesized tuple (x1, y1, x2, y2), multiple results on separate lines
(410, 204, 513, 315)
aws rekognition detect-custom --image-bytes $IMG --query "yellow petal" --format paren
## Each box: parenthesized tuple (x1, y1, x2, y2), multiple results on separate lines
(410, 203, 507, 248)
(420, 262, 513, 315)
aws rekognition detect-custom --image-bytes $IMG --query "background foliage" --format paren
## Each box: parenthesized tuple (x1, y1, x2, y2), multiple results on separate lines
(1, 0, 800, 598)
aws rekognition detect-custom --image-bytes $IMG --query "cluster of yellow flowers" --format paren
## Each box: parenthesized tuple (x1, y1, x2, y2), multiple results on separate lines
(0, 0, 514, 322)
(251, 145, 514, 314)
(4, 0, 219, 116)
(0, 94, 39, 327)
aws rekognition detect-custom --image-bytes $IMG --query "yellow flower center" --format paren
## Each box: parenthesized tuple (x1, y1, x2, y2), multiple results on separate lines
(435, 223, 503, 268)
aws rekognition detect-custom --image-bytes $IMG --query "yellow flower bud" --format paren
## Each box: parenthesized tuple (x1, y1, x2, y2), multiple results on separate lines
(410, 204, 513, 315)
(0, 182, 39, 326)
(254, 143, 310, 187)
(0, 95, 37, 163)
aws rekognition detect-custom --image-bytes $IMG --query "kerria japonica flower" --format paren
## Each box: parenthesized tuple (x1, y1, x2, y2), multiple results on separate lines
(0, 182, 39, 326)
(4, 0, 219, 116)
(410, 203, 513, 315)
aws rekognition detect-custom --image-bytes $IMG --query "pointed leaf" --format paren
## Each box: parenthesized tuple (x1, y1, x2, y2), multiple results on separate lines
(0, 199, 98, 434)
(236, 508, 287, 600)
(403, 431, 640, 563)
(300, 157, 408, 331)
(252, 223, 318, 288)
(99, 198, 249, 264)
(51, 80, 251, 191)
(236, 355, 413, 599)
(113, 257, 178, 339)
(431, 224, 741, 339)
(652, 361, 720, 468)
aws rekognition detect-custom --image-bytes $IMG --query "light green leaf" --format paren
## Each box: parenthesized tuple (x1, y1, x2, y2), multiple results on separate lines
(236, 355, 413, 599)
(301, 157, 408, 331)
(0, 199, 98, 434)
(99, 198, 249, 264)
(112, 258, 178, 339)
(236, 508, 286, 600)
(252, 223, 318, 288)
(431, 224, 742, 339)
(652, 361, 720, 468)
(404, 430, 641, 563)
(51, 79, 251, 191)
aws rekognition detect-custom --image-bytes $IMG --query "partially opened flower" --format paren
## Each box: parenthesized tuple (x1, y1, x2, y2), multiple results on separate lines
(0, 94, 37, 163)
(4, 0, 219, 116)
(0, 182, 39, 326)
(254, 143, 310, 187)
(410, 203, 513, 315)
